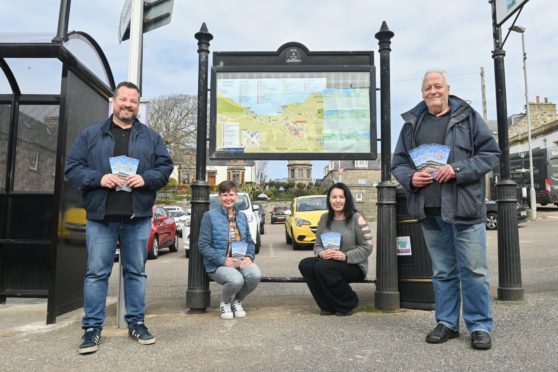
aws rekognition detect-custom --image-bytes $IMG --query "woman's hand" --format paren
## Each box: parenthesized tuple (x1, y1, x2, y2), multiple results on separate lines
(320, 249, 347, 261)
(239, 257, 253, 269)
(225, 257, 237, 267)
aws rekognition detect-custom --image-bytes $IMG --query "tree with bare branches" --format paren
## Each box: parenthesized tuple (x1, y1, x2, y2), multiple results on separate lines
(147, 94, 197, 158)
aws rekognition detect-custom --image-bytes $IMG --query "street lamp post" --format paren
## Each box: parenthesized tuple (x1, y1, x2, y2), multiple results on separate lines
(510, 25, 536, 221)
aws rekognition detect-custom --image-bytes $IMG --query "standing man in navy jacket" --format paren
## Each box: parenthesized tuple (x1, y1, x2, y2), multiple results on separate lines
(66, 81, 173, 354)
(391, 70, 500, 350)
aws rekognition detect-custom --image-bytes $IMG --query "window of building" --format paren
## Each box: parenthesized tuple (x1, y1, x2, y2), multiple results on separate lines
(358, 178, 367, 185)
(354, 160, 368, 168)
(29, 150, 39, 171)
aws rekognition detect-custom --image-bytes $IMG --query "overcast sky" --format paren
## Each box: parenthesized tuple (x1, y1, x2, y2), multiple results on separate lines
(1, 0, 555, 180)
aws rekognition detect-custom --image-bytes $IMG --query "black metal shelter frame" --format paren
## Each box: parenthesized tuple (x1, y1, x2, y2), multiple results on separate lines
(0, 31, 115, 324)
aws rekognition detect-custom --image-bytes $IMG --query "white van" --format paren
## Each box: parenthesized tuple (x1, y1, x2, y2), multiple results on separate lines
(209, 192, 261, 254)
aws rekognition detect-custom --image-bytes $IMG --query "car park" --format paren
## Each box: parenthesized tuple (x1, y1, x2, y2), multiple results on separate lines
(284, 195, 327, 249)
(209, 192, 261, 254)
(485, 199, 528, 230)
(148, 205, 179, 259)
(253, 202, 265, 235)
(270, 206, 288, 224)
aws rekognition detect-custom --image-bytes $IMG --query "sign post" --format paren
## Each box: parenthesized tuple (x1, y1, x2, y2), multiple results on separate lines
(116, 0, 174, 328)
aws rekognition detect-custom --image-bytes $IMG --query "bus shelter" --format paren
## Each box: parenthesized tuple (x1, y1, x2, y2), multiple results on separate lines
(0, 31, 115, 323)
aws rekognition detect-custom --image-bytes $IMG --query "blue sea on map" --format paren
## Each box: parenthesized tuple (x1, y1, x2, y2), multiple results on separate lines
(218, 78, 327, 115)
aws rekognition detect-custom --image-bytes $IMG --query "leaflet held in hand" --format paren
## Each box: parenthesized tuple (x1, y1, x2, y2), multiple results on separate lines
(321, 232, 341, 250)
(231, 241, 248, 257)
(109, 155, 139, 192)
(409, 143, 450, 175)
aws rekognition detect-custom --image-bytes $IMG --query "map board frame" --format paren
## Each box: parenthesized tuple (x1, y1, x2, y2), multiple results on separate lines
(208, 42, 377, 161)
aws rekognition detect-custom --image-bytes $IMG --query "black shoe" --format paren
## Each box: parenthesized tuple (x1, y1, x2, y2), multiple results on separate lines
(320, 309, 335, 316)
(335, 299, 359, 316)
(471, 331, 492, 350)
(128, 321, 156, 345)
(425, 323, 459, 344)
(79, 328, 101, 354)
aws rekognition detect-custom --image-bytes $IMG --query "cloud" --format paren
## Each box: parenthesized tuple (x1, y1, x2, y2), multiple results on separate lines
(1, 0, 556, 179)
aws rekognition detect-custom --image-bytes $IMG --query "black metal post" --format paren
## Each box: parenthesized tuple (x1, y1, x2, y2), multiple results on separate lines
(187, 23, 213, 310)
(374, 22, 400, 311)
(53, 0, 71, 42)
(490, 1, 523, 301)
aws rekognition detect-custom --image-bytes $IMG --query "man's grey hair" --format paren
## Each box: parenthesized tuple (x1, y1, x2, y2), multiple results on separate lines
(422, 69, 450, 90)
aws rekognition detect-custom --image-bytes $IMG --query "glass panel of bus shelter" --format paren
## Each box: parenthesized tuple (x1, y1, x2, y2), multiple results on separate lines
(13, 104, 59, 192)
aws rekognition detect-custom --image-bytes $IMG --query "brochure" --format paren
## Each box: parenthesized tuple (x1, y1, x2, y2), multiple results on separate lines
(231, 241, 248, 257)
(409, 143, 450, 175)
(109, 155, 139, 192)
(321, 232, 341, 250)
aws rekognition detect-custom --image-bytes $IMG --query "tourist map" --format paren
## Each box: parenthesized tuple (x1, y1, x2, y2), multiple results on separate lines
(215, 76, 371, 153)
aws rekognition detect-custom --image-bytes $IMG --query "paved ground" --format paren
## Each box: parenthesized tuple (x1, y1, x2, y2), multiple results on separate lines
(1, 212, 557, 371)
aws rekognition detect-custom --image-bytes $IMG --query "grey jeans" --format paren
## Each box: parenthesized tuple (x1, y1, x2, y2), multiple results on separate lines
(208, 263, 262, 303)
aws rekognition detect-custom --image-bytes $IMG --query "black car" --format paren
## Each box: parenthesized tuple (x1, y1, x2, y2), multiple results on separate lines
(485, 199, 528, 230)
(253, 203, 265, 235)
(270, 207, 288, 224)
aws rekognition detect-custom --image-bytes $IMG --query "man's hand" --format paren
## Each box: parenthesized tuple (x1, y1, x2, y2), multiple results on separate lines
(100, 174, 124, 189)
(126, 174, 145, 189)
(434, 164, 456, 183)
(411, 171, 433, 188)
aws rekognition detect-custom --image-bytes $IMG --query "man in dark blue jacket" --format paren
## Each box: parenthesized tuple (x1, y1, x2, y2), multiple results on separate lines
(65, 81, 173, 354)
(391, 70, 500, 350)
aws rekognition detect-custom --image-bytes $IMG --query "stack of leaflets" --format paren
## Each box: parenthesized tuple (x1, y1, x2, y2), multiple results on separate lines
(321, 232, 341, 250)
(409, 144, 450, 175)
(109, 155, 139, 192)
(231, 241, 247, 258)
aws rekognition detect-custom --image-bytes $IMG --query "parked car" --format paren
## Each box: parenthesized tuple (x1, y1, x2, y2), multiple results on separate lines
(285, 195, 327, 250)
(209, 192, 261, 254)
(270, 206, 288, 224)
(485, 199, 528, 230)
(163, 205, 188, 238)
(253, 202, 265, 235)
(115, 205, 178, 261)
(148, 205, 178, 259)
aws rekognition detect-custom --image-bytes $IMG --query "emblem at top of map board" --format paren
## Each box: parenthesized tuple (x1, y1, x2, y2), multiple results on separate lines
(286, 48, 302, 63)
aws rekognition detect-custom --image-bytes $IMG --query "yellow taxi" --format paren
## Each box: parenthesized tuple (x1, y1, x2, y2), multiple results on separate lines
(284, 195, 327, 250)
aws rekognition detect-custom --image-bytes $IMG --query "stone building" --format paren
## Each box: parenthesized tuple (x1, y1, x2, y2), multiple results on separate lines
(287, 160, 312, 185)
(206, 159, 257, 187)
(0, 105, 57, 193)
(509, 96, 558, 152)
(321, 158, 381, 221)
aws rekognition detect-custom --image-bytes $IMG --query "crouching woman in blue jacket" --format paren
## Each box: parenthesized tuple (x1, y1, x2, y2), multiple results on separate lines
(198, 181, 262, 319)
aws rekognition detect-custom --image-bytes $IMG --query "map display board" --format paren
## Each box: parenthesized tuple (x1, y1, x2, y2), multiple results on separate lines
(209, 69, 375, 160)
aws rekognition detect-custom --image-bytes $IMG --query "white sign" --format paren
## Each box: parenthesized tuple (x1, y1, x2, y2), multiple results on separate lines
(119, 0, 133, 42)
(495, 0, 529, 26)
(119, 0, 174, 42)
(396, 236, 412, 256)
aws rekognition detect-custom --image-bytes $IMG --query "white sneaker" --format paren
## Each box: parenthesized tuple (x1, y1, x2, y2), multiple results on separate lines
(220, 302, 233, 320)
(231, 300, 246, 318)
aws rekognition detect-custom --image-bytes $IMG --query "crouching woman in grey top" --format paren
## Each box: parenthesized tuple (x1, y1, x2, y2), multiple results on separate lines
(298, 183, 373, 316)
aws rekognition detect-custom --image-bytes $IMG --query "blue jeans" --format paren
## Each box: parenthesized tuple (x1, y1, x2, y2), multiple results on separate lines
(208, 264, 261, 303)
(421, 216, 493, 334)
(82, 216, 151, 329)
